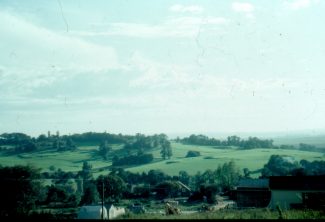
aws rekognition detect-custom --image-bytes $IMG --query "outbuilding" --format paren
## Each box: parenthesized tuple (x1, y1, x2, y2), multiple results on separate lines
(77, 204, 125, 220)
(268, 175, 325, 210)
(235, 178, 271, 208)
(77, 205, 108, 220)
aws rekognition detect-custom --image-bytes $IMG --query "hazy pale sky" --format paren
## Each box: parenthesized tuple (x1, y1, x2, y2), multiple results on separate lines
(1, 0, 325, 137)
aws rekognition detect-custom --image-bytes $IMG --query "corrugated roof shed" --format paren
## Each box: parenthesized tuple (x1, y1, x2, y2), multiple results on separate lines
(237, 179, 269, 189)
(269, 176, 325, 190)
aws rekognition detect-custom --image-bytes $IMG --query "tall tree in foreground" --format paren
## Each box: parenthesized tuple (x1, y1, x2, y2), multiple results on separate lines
(214, 161, 241, 191)
(261, 155, 299, 177)
(78, 161, 94, 192)
(79, 183, 99, 205)
(96, 174, 126, 202)
(0, 165, 42, 217)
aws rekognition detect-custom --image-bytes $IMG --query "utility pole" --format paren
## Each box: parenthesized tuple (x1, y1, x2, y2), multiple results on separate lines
(102, 180, 104, 220)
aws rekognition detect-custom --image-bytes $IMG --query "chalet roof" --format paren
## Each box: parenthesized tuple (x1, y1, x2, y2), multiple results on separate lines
(237, 179, 269, 189)
(269, 176, 325, 190)
(176, 181, 191, 192)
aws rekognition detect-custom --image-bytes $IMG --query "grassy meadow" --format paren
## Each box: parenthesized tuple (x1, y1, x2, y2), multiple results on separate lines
(272, 134, 325, 148)
(0, 140, 324, 178)
(119, 208, 325, 220)
(128, 142, 324, 177)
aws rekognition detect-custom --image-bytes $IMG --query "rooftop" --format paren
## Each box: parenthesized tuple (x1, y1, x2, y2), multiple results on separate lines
(269, 175, 325, 190)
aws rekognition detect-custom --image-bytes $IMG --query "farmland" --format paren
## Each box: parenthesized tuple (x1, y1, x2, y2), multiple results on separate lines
(272, 134, 325, 148)
(0, 141, 323, 178)
(0, 133, 325, 219)
(128, 142, 324, 177)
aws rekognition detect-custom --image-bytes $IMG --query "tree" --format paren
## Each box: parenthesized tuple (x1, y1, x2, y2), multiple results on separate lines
(227, 135, 241, 146)
(37, 134, 47, 142)
(300, 160, 325, 175)
(214, 161, 241, 191)
(96, 174, 126, 202)
(78, 161, 93, 192)
(160, 140, 172, 159)
(261, 155, 299, 177)
(243, 168, 251, 178)
(98, 140, 112, 160)
(14, 140, 38, 153)
(222, 161, 240, 190)
(112, 153, 153, 166)
(154, 181, 181, 199)
(180, 134, 221, 146)
(146, 169, 170, 186)
(299, 143, 316, 151)
(0, 165, 42, 217)
(80, 183, 99, 205)
(201, 169, 215, 184)
(185, 150, 201, 158)
(200, 184, 219, 204)
(193, 171, 205, 190)
(53, 139, 63, 151)
(132, 185, 151, 198)
(178, 170, 190, 185)
(46, 185, 68, 203)
(66, 138, 77, 151)
(80, 161, 93, 180)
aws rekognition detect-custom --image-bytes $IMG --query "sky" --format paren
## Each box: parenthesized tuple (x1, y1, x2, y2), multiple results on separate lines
(0, 0, 325, 138)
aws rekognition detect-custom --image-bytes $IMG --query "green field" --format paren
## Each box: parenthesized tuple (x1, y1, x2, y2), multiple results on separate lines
(0, 142, 324, 178)
(0, 145, 111, 173)
(272, 135, 325, 148)
(127, 142, 324, 177)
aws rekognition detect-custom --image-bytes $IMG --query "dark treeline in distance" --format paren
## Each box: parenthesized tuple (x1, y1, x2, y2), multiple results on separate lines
(0, 132, 172, 162)
(178, 134, 324, 152)
(179, 134, 275, 149)
(1, 132, 322, 154)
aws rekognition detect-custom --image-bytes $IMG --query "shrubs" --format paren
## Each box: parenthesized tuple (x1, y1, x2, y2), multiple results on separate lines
(187, 184, 219, 204)
(200, 184, 219, 204)
(132, 186, 151, 198)
(153, 181, 181, 199)
(112, 153, 154, 166)
(185, 150, 201, 158)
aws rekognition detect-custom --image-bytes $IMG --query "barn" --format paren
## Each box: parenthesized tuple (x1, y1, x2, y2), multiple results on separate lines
(268, 175, 325, 210)
(235, 178, 271, 208)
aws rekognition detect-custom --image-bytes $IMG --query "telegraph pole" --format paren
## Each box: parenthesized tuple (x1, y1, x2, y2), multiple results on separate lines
(102, 180, 104, 220)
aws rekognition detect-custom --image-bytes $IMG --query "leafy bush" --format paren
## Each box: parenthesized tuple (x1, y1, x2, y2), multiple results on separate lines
(166, 161, 179, 164)
(204, 156, 215, 159)
(186, 150, 201, 158)
(153, 181, 181, 199)
(112, 153, 153, 166)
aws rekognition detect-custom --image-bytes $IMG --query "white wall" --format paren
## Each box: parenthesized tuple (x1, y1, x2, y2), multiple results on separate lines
(268, 190, 302, 210)
(108, 206, 125, 219)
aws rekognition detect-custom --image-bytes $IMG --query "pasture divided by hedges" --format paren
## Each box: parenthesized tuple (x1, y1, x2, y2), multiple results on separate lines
(128, 142, 325, 177)
(0, 141, 324, 178)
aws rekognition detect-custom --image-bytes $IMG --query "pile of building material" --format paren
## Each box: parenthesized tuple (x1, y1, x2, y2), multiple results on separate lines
(165, 203, 181, 215)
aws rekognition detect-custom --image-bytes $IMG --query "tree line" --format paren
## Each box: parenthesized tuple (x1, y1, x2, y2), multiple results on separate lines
(178, 134, 325, 152)
(261, 155, 325, 177)
(0, 132, 173, 162)
(179, 134, 274, 149)
(1, 132, 323, 156)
